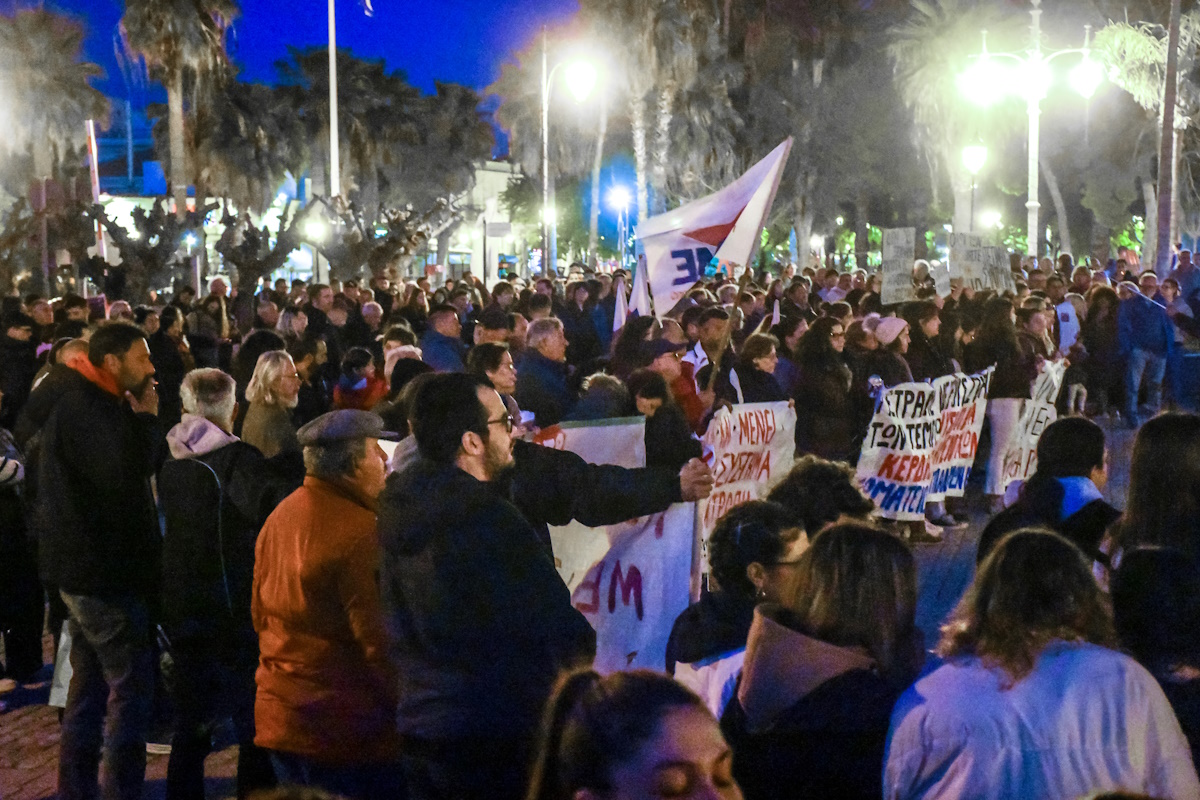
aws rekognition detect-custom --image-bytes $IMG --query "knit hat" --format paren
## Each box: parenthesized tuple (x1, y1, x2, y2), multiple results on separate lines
(874, 317, 909, 346)
(861, 312, 882, 333)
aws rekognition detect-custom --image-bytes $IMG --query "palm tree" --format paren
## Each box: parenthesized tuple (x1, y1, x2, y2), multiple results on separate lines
(121, 0, 238, 220)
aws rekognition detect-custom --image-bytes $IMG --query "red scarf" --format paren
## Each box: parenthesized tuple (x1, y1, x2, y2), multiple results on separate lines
(63, 351, 122, 398)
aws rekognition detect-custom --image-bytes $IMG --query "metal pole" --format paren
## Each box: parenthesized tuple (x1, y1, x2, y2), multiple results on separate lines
(970, 181, 976, 232)
(1026, 0, 1042, 256)
(328, 0, 340, 200)
(541, 27, 550, 278)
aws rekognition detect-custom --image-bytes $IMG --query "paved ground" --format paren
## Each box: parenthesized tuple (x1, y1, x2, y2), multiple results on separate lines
(0, 416, 1138, 800)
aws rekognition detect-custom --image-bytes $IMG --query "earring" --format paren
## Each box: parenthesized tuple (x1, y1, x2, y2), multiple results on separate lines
(756, 588, 767, 600)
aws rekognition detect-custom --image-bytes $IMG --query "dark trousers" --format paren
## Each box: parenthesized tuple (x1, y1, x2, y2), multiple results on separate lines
(165, 634, 274, 800)
(58, 591, 155, 800)
(269, 751, 405, 800)
(400, 736, 531, 800)
(0, 532, 44, 681)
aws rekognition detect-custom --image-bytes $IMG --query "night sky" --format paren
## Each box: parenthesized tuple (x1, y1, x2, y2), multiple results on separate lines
(38, 0, 579, 98)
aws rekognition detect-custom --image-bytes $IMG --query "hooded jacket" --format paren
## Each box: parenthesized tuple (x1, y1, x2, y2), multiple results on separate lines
(721, 605, 900, 800)
(378, 459, 596, 741)
(160, 415, 302, 642)
(666, 590, 756, 718)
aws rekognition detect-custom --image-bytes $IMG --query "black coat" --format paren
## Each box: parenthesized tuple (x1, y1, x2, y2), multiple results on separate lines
(965, 334, 1036, 399)
(378, 460, 596, 741)
(792, 357, 856, 462)
(0, 334, 38, 430)
(717, 365, 789, 405)
(514, 350, 576, 427)
(977, 475, 1121, 565)
(645, 402, 703, 471)
(159, 441, 302, 643)
(148, 329, 189, 430)
(33, 370, 162, 599)
(666, 589, 755, 674)
(905, 331, 954, 382)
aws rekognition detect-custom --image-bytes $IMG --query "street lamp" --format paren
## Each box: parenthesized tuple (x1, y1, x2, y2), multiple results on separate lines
(541, 29, 598, 278)
(962, 144, 988, 231)
(960, 0, 1102, 255)
(607, 185, 632, 268)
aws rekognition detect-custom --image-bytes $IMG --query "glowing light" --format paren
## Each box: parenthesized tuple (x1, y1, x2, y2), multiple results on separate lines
(962, 144, 988, 176)
(835, 216, 844, 226)
(1069, 56, 1104, 99)
(128, 230, 141, 240)
(958, 54, 1013, 107)
(184, 233, 197, 248)
(606, 186, 632, 212)
(981, 210, 1003, 230)
(563, 60, 598, 103)
(542, 206, 557, 226)
(276, 192, 288, 204)
(1020, 57, 1052, 101)
(809, 234, 825, 251)
(305, 219, 329, 241)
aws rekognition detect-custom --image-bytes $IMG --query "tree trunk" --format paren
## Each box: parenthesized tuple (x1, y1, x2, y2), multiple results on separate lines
(587, 96, 608, 269)
(1172, 126, 1182, 249)
(1041, 157, 1072, 258)
(722, 0, 732, 44)
(169, 69, 188, 221)
(1143, 177, 1158, 272)
(631, 95, 649, 224)
(1156, 0, 1182, 274)
(651, 84, 673, 215)
(437, 225, 454, 273)
(854, 195, 869, 270)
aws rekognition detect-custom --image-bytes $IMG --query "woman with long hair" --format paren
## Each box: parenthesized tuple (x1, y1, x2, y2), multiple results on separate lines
(242, 350, 303, 459)
(902, 301, 953, 383)
(723, 523, 919, 800)
(791, 317, 856, 462)
(527, 669, 741, 800)
(886, 529, 1198, 800)
(965, 296, 1037, 511)
(767, 316, 807, 395)
(1082, 285, 1122, 416)
(608, 315, 661, 381)
(716, 334, 788, 405)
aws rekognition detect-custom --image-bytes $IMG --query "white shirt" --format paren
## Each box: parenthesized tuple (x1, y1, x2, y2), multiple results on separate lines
(885, 642, 1200, 800)
(682, 342, 710, 392)
(1056, 300, 1081, 352)
(673, 649, 745, 721)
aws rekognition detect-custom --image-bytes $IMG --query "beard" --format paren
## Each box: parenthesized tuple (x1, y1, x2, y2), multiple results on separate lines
(483, 441, 516, 483)
(125, 373, 154, 397)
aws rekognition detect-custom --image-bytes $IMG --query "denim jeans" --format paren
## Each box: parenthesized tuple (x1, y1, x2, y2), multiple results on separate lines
(1125, 347, 1168, 422)
(58, 592, 155, 800)
(268, 751, 405, 800)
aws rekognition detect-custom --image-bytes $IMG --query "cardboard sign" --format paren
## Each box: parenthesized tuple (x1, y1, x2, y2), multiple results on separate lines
(881, 228, 917, 305)
(1001, 360, 1067, 490)
(926, 369, 993, 501)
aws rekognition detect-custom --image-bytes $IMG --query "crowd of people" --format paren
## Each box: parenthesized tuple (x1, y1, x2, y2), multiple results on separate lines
(0, 247, 1199, 799)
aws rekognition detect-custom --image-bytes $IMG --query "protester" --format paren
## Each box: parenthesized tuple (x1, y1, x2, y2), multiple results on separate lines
(33, 322, 161, 800)
(420, 304, 467, 373)
(666, 501, 805, 718)
(148, 306, 196, 431)
(766, 455, 875, 534)
(767, 316, 806, 395)
(1082, 285, 1123, 417)
(242, 351, 302, 460)
(724, 523, 920, 800)
(159, 369, 300, 800)
(0, 420, 38, 687)
(525, 669, 742, 800)
(868, 317, 913, 387)
(684, 308, 733, 391)
(379, 374, 595, 800)
(252, 410, 401, 799)
(332, 347, 389, 411)
(1118, 284, 1173, 427)
(287, 337, 331, 427)
(515, 317, 576, 427)
(978, 416, 1118, 566)
(0, 312, 38, 430)
(885, 529, 1199, 799)
(791, 317, 856, 462)
(627, 368, 703, 470)
(717, 333, 787, 405)
(567, 373, 630, 421)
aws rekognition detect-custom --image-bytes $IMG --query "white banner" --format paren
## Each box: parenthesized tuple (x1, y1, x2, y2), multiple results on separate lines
(698, 402, 797, 563)
(637, 139, 792, 317)
(881, 228, 917, 305)
(1001, 360, 1067, 490)
(537, 418, 696, 673)
(949, 234, 1015, 294)
(926, 369, 993, 501)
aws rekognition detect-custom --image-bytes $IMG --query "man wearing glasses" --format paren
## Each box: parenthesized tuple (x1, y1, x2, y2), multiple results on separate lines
(378, 373, 595, 800)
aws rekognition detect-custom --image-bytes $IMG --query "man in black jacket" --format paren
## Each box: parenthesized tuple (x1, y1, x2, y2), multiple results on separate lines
(378, 374, 595, 800)
(0, 311, 38, 430)
(32, 322, 161, 800)
(159, 368, 302, 800)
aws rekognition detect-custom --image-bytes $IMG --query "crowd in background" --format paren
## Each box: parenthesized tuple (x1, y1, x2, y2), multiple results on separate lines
(0, 245, 1199, 800)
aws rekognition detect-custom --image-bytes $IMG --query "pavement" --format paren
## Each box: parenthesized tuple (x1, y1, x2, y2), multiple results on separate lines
(0, 415, 1139, 800)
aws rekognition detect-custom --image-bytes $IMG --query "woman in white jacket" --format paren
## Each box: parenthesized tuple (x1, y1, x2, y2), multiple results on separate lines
(885, 528, 1200, 800)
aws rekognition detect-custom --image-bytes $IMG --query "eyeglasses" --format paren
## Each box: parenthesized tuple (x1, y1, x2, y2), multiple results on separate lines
(487, 413, 515, 433)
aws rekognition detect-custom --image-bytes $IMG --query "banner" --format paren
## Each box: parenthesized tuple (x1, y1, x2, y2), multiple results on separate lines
(1001, 360, 1067, 490)
(698, 401, 798, 558)
(949, 234, 1015, 293)
(926, 369, 993, 501)
(881, 228, 917, 305)
(637, 139, 792, 317)
(538, 418, 696, 673)
(857, 371, 992, 520)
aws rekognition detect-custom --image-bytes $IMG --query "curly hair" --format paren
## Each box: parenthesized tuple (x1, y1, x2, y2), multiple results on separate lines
(937, 528, 1115, 684)
(766, 455, 875, 534)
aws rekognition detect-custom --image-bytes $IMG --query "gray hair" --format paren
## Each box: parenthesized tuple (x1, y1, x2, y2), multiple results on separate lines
(180, 368, 236, 426)
(246, 351, 298, 408)
(526, 317, 564, 351)
(303, 439, 367, 481)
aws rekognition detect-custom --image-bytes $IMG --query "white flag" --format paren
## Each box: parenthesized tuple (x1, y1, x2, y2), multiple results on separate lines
(630, 257, 652, 317)
(636, 139, 792, 318)
(612, 276, 628, 333)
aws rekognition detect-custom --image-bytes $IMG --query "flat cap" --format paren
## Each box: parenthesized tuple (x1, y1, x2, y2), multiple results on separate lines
(296, 409, 397, 446)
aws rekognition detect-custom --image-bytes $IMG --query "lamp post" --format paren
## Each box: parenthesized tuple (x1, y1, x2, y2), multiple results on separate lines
(962, 144, 988, 231)
(959, 0, 1103, 254)
(541, 28, 597, 278)
(607, 185, 632, 269)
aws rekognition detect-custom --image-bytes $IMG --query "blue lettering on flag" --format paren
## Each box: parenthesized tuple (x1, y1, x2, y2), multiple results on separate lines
(671, 248, 716, 286)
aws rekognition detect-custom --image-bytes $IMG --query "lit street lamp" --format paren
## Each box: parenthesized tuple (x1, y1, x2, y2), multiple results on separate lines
(959, 0, 1103, 254)
(541, 29, 598, 277)
(607, 185, 632, 269)
(962, 144, 988, 231)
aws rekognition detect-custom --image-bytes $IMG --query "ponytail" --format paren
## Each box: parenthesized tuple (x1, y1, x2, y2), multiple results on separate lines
(526, 670, 602, 800)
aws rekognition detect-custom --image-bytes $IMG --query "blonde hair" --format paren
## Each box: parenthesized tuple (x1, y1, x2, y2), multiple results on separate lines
(246, 350, 298, 408)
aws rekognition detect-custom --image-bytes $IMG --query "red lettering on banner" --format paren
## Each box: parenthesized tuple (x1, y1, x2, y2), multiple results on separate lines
(735, 409, 777, 447)
(878, 453, 899, 479)
(573, 563, 605, 614)
(608, 561, 644, 620)
(704, 488, 754, 526)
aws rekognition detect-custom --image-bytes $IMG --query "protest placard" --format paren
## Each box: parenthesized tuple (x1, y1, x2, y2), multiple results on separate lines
(537, 418, 696, 673)
(948, 232, 983, 281)
(983, 245, 1017, 294)
(881, 227, 917, 305)
(856, 381, 941, 521)
(926, 368, 993, 501)
(1001, 360, 1067, 491)
(698, 401, 798, 546)
(931, 259, 952, 298)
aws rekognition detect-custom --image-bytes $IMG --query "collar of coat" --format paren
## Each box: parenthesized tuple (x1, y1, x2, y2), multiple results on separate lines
(62, 351, 121, 398)
(303, 474, 378, 514)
